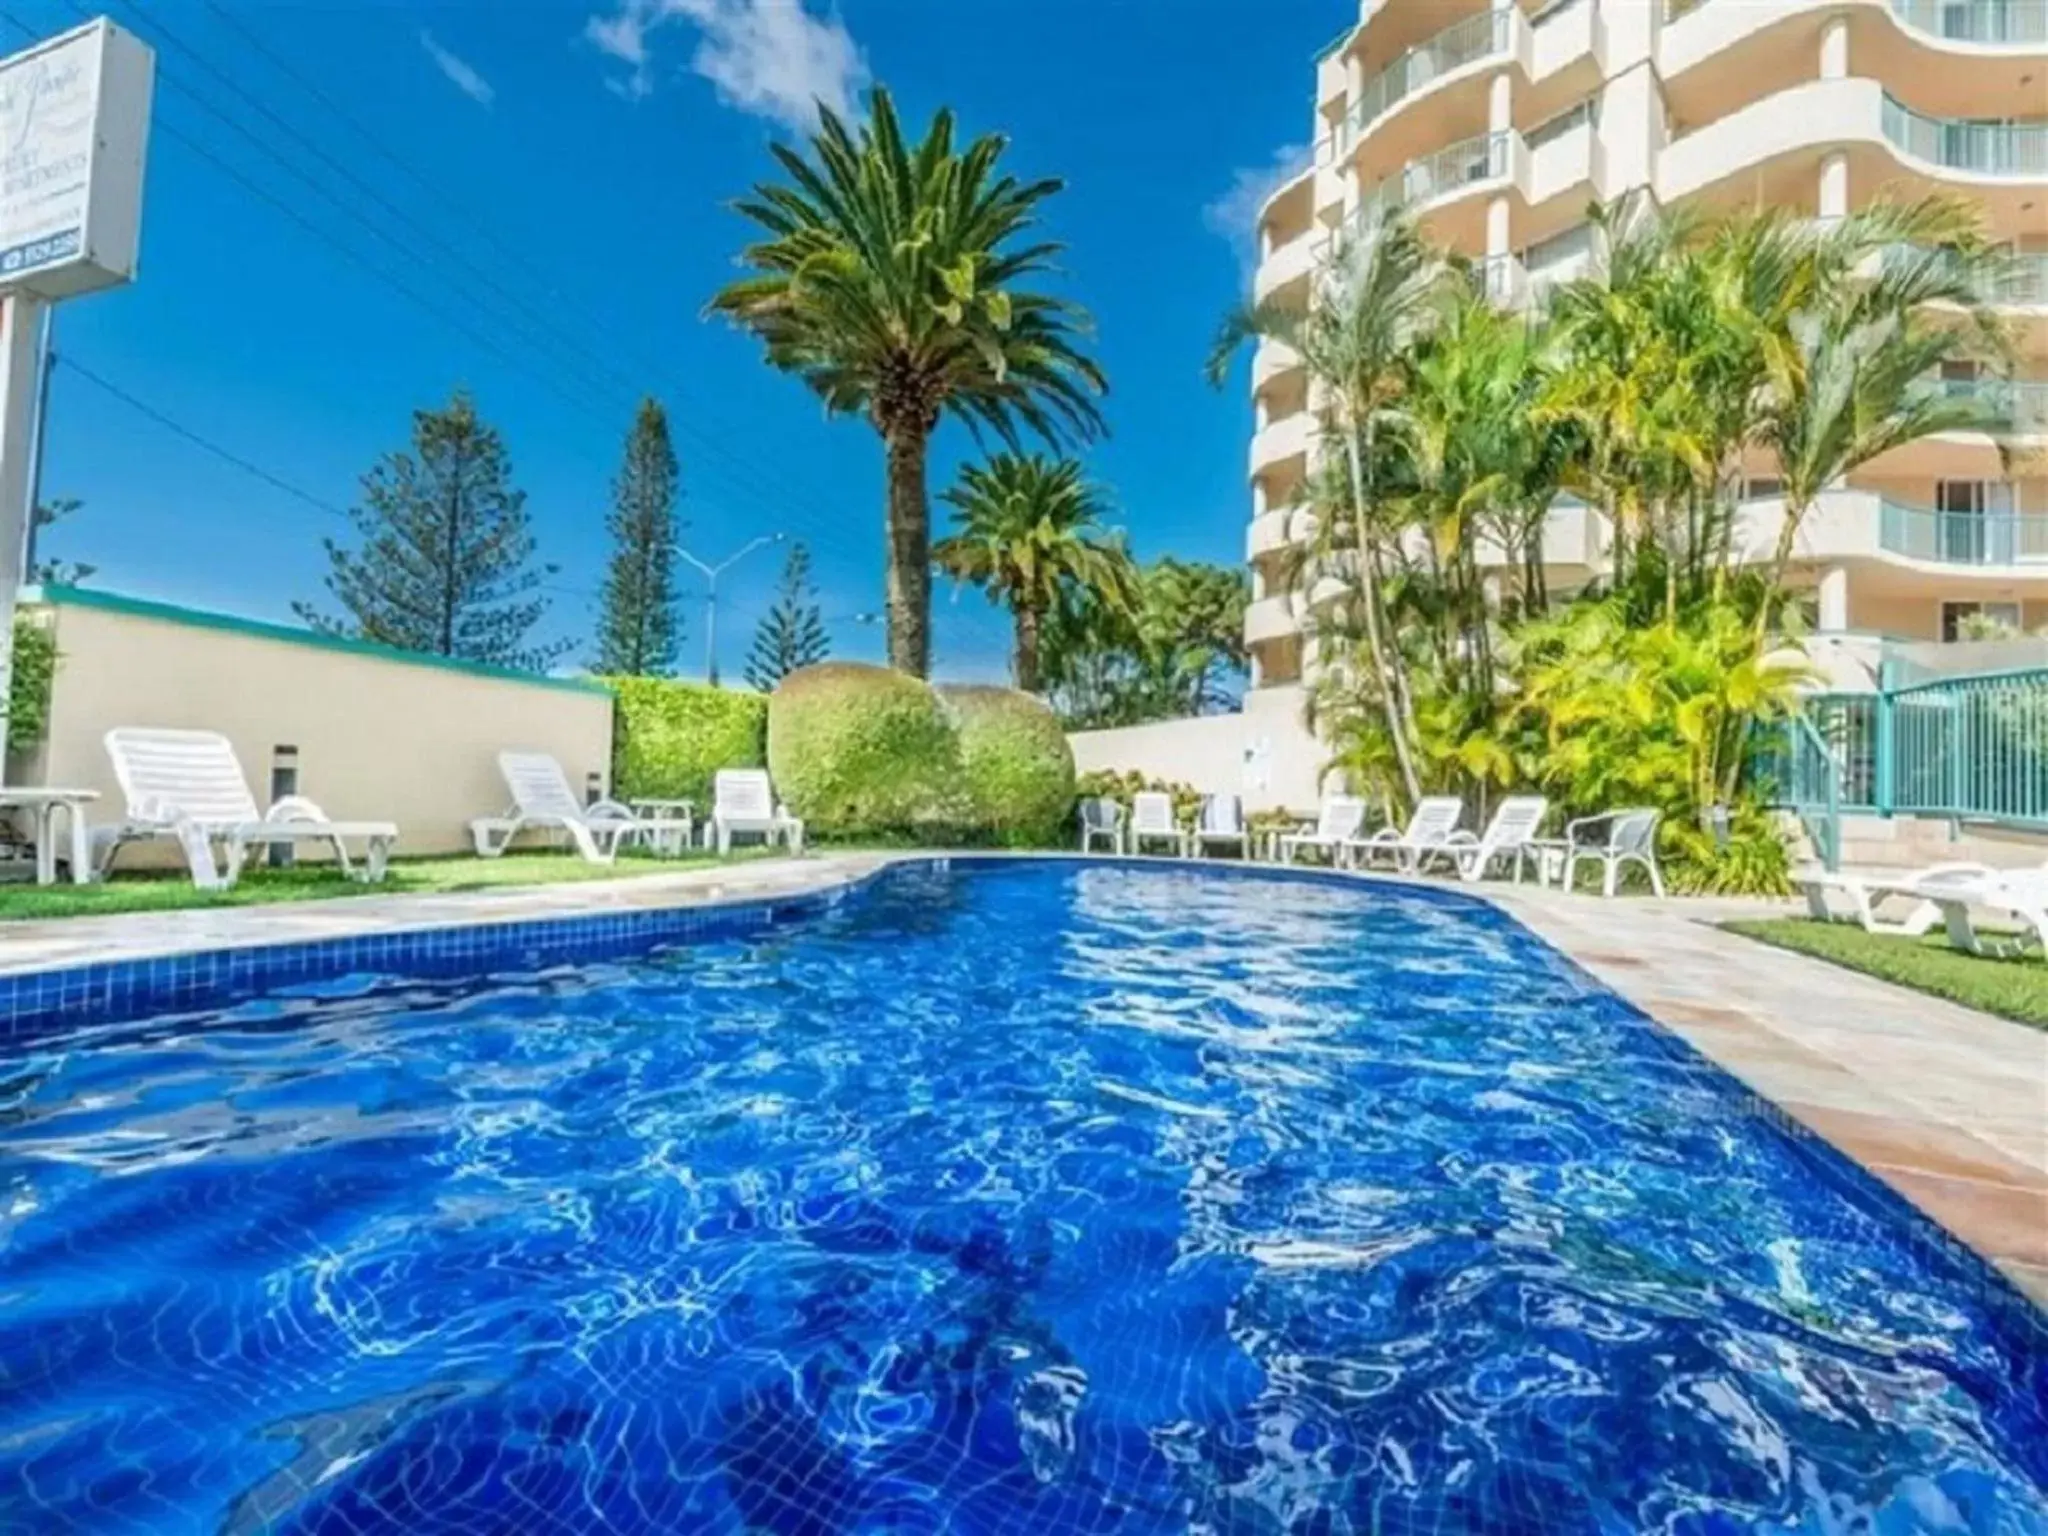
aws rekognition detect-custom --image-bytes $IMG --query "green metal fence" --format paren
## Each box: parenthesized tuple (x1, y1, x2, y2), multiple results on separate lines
(1775, 667, 2048, 868)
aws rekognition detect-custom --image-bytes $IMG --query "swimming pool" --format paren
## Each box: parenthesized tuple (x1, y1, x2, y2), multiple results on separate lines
(0, 859, 2041, 1533)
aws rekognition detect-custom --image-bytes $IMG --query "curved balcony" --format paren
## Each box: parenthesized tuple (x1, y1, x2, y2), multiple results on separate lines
(1319, 130, 1523, 261)
(1251, 337, 1304, 390)
(1665, 0, 2045, 63)
(1244, 594, 1304, 647)
(1248, 409, 1316, 479)
(1733, 488, 2048, 571)
(1247, 505, 1322, 562)
(1327, 9, 1516, 163)
(1912, 376, 2048, 439)
(1657, 77, 2046, 210)
(1253, 227, 1319, 304)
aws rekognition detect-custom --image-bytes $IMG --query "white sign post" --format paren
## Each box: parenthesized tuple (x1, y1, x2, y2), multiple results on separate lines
(0, 18, 152, 782)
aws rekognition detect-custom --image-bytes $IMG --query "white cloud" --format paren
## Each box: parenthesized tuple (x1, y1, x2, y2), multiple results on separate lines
(1203, 143, 1310, 274)
(583, 0, 867, 130)
(420, 31, 495, 106)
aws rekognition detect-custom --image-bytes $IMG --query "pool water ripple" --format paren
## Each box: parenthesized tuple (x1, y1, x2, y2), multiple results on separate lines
(0, 861, 2042, 1533)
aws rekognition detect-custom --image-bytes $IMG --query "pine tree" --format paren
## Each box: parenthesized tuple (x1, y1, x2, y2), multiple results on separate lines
(294, 389, 567, 670)
(744, 542, 829, 691)
(594, 398, 682, 675)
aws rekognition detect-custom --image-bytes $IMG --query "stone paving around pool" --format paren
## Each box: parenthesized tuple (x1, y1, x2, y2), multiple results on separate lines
(3, 851, 2042, 1308)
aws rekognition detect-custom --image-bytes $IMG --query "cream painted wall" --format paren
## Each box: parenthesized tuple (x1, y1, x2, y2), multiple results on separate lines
(1068, 686, 1333, 814)
(27, 593, 615, 860)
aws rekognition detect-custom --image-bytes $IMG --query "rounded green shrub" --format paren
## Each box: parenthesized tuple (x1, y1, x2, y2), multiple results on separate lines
(940, 686, 1076, 846)
(608, 676, 767, 805)
(768, 663, 966, 839)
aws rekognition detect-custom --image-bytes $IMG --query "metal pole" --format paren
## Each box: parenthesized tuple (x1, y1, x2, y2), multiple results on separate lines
(704, 574, 719, 686)
(677, 532, 783, 688)
(0, 292, 48, 789)
(22, 309, 52, 585)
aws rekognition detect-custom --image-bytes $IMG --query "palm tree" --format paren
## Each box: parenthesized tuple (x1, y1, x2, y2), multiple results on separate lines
(1208, 213, 1445, 804)
(707, 87, 1108, 678)
(1750, 198, 2009, 645)
(933, 453, 1135, 693)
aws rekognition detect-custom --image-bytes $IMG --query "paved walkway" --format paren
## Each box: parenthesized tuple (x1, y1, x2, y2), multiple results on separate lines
(1, 853, 2041, 1305)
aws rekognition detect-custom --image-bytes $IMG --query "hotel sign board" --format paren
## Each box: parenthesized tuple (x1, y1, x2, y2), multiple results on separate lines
(0, 17, 152, 299)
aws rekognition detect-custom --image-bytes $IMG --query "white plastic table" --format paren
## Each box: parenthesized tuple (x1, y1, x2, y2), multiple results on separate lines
(627, 798, 696, 856)
(0, 787, 97, 886)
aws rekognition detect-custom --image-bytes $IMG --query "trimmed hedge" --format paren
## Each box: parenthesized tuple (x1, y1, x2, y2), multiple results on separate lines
(941, 686, 1075, 847)
(608, 676, 767, 805)
(766, 664, 1078, 844)
(768, 663, 967, 838)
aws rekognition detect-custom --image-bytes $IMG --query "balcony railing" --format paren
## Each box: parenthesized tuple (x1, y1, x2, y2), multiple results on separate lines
(1882, 95, 2048, 174)
(1336, 10, 1513, 155)
(1666, 0, 2047, 42)
(1888, 0, 2047, 43)
(1879, 500, 2048, 564)
(1913, 375, 2048, 431)
(1315, 132, 1522, 260)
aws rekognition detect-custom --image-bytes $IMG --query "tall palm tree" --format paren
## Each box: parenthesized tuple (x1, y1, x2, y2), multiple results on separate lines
(1208, 213, 1445, 804)
(934, 453, 1135, 693)
(707, 87, 1108, 678)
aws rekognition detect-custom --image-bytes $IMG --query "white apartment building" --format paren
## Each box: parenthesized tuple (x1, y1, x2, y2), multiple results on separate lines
(1244, 0, 2048, 694)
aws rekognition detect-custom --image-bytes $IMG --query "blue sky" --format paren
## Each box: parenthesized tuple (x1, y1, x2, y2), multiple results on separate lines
(20, 0, 1339, 681)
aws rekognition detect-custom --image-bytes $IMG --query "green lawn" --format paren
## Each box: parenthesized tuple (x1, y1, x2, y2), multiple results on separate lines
(0, 848, 782, 922)
(1724, 918, 2048, 1029)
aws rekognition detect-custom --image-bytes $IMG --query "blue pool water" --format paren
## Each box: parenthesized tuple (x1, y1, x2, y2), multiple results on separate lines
(0, 861, 2042, 1534)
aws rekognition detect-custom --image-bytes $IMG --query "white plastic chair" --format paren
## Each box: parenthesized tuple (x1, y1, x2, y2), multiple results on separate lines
(1561, 808, 1666, 897)
(1278, 794, 1367, 866)
(1128, 791, 1185, 856)
(469, 751, 692, 865)
(708, 768, 804, 855)
(1078, 797, 1125, 853)
(1424, 795, 1549, 883)
(1192, 793, 1248, 859)
(99, 727, 398, 891)
(1349, 796, 1463, 873)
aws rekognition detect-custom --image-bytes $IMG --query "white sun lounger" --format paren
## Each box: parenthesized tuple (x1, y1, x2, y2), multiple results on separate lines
(470, 751, 693, 865)
(1193, 793, 1249, 859)
(707, 769, 804, 855)
(1347, 795, 1463, 873)
(1417, 795, 1549, 883)
(1128, 791, 1185, 856)
(1278, 794, 1367, 866)
(98, 727, 398, 891)
(1797, 861, 2022, 937)
(1922, 867, 2048, 961)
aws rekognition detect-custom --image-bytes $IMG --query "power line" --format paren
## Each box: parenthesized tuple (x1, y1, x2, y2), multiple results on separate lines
(60, 356, 601, 604)
(112, 0, 880, 560)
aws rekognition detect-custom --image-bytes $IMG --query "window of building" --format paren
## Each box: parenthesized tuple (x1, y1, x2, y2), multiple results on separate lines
(1741, 476, 1784, 501)
(1941, 600, 2022, 641)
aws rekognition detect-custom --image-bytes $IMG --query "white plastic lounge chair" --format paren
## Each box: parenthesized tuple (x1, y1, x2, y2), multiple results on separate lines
(1278, 794, 1367, 866)
(1348, 796, 1463, 873)
(469, 751, 692, 865)
(1559, 807, 1666, 897)
(1128, 792, 1185, 857)
(1078, 797, 1125, 854)
(1796, 860, 2024, 937)
(1193, 793, 1248, 859)
(707, 768, 804, 855)
(1922, 867, 2048, 961)
(98, 727, 398, 891)
(1419, 795, 1549, 883)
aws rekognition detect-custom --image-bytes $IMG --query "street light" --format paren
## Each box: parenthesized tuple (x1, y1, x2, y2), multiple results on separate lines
(679, 532, 784, 686)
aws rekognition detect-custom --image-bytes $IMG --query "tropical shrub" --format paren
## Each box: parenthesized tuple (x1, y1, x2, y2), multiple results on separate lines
(608, 676, 767, 804)
(7, 613, 55, 754)
(940, 686, 1076, 846)
(767, 664, 967, 839)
